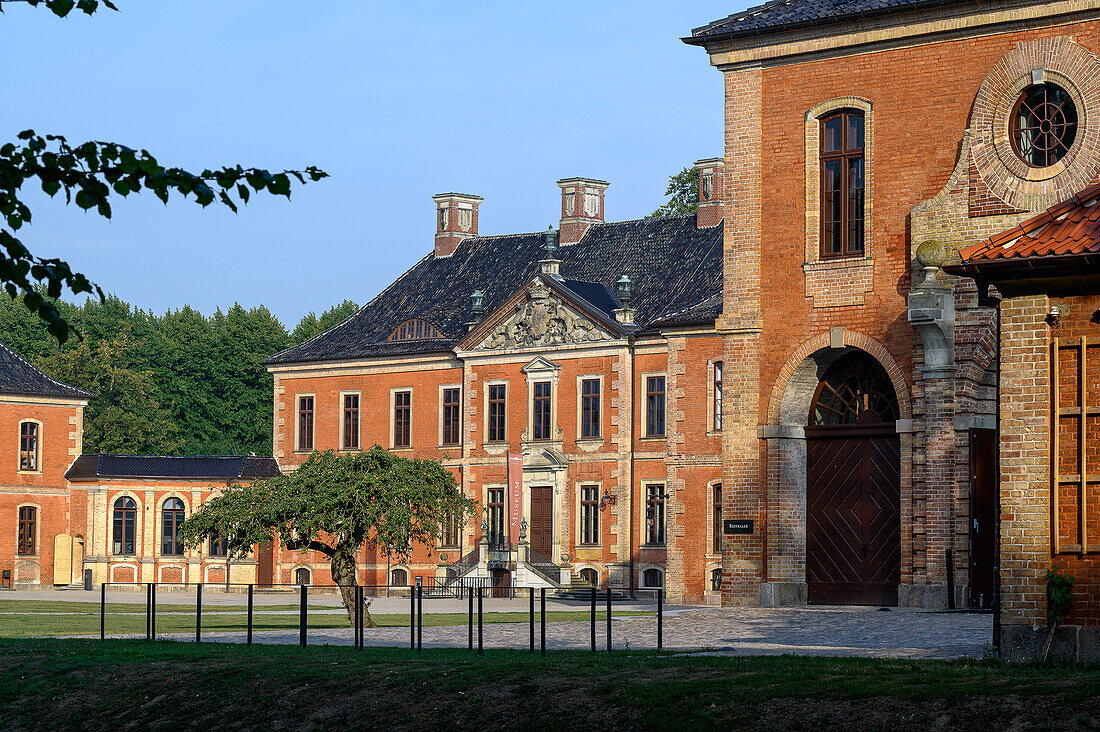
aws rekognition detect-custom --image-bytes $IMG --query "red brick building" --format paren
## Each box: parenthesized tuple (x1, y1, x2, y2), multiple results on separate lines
(685, 0, 1100, 616)
(0, 343, 90, 587)
(949, 186, 1100, 661)
(266, 170, 728, 603)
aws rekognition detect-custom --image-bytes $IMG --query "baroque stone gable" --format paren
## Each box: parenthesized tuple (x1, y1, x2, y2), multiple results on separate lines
(474, 280, 616, 351)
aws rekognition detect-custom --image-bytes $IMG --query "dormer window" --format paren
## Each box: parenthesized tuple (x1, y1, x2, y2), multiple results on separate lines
(388, 319, 444, 342)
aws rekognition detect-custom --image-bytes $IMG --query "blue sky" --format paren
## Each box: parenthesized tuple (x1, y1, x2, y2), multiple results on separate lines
(2, 1, 744, 327)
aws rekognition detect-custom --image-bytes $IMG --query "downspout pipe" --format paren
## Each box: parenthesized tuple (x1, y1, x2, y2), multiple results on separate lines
(629, 340, 637, 600)
(979, 280, 1002, 657)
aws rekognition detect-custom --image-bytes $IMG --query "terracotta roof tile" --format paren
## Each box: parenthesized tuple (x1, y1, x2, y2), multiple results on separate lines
(958, 185, 1100, 264)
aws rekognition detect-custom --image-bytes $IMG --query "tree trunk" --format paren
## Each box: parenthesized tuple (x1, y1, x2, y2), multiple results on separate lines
(330, 546, 375, 628)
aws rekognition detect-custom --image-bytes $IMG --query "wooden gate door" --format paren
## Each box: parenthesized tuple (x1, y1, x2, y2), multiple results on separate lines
(530, 486, 553, 559)
(968, 428, 996, 609)
(806, 428, 901, 605)
(257, 542, 274, 587)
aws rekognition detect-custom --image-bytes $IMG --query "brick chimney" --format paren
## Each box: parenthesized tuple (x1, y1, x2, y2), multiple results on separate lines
(557, 177, 609, 245)
(433, 192, 483, 257)
(694, 158, 725, 228)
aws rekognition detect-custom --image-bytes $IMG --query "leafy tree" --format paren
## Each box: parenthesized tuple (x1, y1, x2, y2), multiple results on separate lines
(0, 0, 327, 342)
(648, 166, 699, 218)
(181, 448, 477, 625)
(44, 327, 178, 453)
(291, 299, 359, 345)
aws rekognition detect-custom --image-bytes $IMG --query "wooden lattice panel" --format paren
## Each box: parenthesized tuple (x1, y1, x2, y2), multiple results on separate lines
(1052, 336, 1100, 554)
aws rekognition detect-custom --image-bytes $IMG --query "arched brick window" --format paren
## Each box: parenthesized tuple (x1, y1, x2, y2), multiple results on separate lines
(579, 567, 599, 586)
(820, 110, 865, 258)
(18, 421, 39, 471)
(390, 568, 408, 587)
(642, 568, 663, 588)
(161, 498, 185, 556)
(17, 506, 36, 555)
(112, 497, 137, 556)
(295, 567, 311, 586)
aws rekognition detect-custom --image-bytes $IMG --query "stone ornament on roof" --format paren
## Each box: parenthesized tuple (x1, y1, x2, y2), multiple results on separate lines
(477, 281, 614, 351)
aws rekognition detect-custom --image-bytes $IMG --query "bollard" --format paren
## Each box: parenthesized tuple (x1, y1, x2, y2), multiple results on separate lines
(247, 584, 254, 646)
(145, 583, 151, 641)
(606, 586, 611, 654)
(467, 587, 473, 650)
(590, 587, 596, 652)
(409, 587, 415, 649)
(196, 583, 202, 643)
(299, 584, 307, 648)
(657, 589, 663, 651)
(151, 583, 157, 640)
(477, 587, 483, 655)
(100, 583, 106, 641)
(529, 589, 535, 652)
(416, 585, 423, 651)
(540, 587, 546, 656)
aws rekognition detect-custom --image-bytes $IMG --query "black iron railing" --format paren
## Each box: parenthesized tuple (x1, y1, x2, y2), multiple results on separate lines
(525, 545, 561, 586)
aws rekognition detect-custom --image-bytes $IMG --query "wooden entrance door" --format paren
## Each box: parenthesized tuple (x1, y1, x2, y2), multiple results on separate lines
(530, 486, 553, 559)
(490, 568, 511, 598)
(257, 542, 273, 587)
(969, 428, 997, 609)
(806, 428, 901, 605)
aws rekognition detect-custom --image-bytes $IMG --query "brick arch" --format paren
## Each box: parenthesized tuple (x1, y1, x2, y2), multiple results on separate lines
(766, 330, 912, 425)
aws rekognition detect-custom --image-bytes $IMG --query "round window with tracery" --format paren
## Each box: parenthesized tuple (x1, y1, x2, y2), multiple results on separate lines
(1010, 83, 1079, 168)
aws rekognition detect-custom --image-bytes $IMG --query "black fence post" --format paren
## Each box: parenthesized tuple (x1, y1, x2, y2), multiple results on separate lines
(247, 584, 254, 646)
(299, 584, 307, 648)
(145, 583, 151, 641)
(151, 583, 157, 640)
(605, 586, 611, 654)
(409, 587, 415, 650)
(357, 585, 364, 650)
(529, 589, 535, 652)
(100, 583, 105, 641)
(196, 583, 202, 643)
(657, 588, 663, 651)
(540, 587, 546, 656)
(467, 588, 473, 650)
(590, 587, 596, 652)
(416, 585, 423, 651)
(477, 586, 483, 655)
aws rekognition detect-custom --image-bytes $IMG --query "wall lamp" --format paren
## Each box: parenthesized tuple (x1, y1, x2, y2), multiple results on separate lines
(1046, 305, 1061, 329)
(600, 489, 617, 509)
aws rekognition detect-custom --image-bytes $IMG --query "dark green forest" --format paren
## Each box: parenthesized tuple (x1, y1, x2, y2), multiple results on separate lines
(0, 292, 358, 457)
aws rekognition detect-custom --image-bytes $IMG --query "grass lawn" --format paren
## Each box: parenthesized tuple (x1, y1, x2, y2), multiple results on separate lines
(0, 639, 1097, 730)
(0, 599, 649, 638)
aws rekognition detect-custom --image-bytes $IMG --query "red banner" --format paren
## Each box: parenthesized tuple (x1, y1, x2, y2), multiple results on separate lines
(507, 452, 523, 544)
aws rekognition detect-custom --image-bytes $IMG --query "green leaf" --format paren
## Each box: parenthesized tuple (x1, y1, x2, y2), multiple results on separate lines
(74, 189, 96, 210)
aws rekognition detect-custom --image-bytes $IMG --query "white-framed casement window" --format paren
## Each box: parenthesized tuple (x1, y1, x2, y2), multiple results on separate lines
(523, 357, 561, 443)
(16, 503, 38, 556)
(484, 381, 508, 444)
(578, 484, 600, 546)
(577, 375, 602, 441)
(17, 420, 41, 473)
(391, 388, 412, 449)
(340, 391, 361, 451)
(295, 394, 315, 452)
(439, 384, 462, 447)
(642, 374, 666, 438)
(644, 483, 666, 546)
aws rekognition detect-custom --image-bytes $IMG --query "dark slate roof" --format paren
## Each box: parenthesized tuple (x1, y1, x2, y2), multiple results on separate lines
(266, 215, 723, 365)
(649, 292, 723, 328)
(685, 0, 973, 43)
(0, 342, 92, 400)
(65, 454, 282, 481)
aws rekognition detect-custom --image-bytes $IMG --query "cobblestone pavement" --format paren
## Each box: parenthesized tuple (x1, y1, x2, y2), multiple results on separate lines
(137, 606, 992, 659)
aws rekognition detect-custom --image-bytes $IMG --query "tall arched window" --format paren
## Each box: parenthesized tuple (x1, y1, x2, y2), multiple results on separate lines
(17, 506, 36, 555)
(820, 110, 865, 258)
(112, 497, 137, 555)
(161, 498, 185, 556)
(18, 422, 39, 471)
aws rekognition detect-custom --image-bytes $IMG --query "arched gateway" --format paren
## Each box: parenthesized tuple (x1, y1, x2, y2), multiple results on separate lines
(805, 352, 901, 605)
